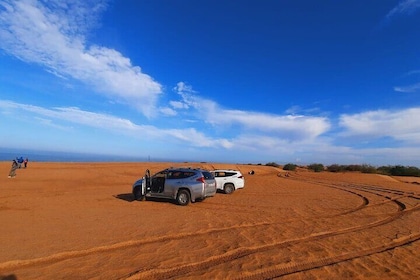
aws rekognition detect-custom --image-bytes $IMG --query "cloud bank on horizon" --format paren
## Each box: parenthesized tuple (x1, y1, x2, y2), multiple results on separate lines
(0, 0, 420, 165)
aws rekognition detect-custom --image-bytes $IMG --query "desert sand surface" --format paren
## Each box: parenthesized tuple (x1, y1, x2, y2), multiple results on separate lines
(0, 161, 419, 280)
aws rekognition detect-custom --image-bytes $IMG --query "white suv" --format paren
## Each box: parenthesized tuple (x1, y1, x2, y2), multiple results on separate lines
(212, 169, 245, 194)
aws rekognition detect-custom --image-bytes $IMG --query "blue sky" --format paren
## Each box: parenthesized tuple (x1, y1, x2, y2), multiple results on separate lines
(0, 0, 420, 166)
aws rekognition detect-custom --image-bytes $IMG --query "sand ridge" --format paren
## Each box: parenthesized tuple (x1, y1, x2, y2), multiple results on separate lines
(0, 162, 419, 279)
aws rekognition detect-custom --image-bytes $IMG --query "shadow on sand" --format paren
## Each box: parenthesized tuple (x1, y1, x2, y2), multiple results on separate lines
(114, 193, 177, 205)
(114, 193, 135, 202)
(0, 275, 18, 280)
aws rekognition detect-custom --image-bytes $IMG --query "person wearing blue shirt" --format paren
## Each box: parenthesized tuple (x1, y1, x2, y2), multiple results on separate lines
(17, 157, 24, 169)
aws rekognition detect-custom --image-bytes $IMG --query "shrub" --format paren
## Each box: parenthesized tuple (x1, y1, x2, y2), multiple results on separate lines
(345, 165, 361, 172)
(388, 165, 420, 177)
(327, 164, 343, 172)
(283, 163, 297, 171)
(360, 164, 377, 174)
(308, 163, 324, 172)
(325, 164, 420, 176)
(265, 162, 280, 167)
(377, 166, 392, 175)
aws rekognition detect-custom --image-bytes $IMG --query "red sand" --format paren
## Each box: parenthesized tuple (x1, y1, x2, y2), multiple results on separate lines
(0, 162, 419, 279)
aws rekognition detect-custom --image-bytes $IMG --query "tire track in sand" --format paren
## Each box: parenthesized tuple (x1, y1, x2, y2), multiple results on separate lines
(124, 201, 420, 279)
(0, 186, 372, 273)
(0, 222, 271, 271)
(124, 180, 420, 279)
(234, 233, 420, 280)
(3, 177, 417, 278)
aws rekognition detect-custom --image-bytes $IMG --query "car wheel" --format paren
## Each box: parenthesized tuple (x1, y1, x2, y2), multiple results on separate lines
(133, 186, 144, 201)
(224, 183, 235, 194)
(176, 189, 190, 206)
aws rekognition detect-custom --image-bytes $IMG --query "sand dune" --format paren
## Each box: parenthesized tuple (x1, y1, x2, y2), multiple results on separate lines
(0, 162, 419, 279)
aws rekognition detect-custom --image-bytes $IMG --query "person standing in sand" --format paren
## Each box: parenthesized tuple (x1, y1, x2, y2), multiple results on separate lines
(24, 158, 28, 168)
(17, 156, 24, 168)
(8, 159, 18, 178)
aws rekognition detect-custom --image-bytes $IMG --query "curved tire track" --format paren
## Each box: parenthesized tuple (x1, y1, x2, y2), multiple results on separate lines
(2, 175, 418, 279)
(234, 233, 420, 280)
(0, 222, 271, 271)
(124, 202, 420, 279)
(125, 178, 420, 279)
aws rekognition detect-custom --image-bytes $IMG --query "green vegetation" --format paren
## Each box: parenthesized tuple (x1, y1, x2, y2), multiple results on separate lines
(260, 161, 419, 177)
(265, 162, 280, 167)
(326, 164, 376, 173)
(326, 164, 420, 177)
(377, 165, 420, 177)
(283, 163, 297, 171)
(308, 163, 324, 172)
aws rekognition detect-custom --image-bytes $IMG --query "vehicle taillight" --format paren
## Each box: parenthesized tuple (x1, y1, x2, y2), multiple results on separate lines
(196, 177, 205, 183)
(238, 176, 243, 179)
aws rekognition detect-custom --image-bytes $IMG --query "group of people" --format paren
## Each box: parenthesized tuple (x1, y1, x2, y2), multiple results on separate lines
(8, 157, 29, 178)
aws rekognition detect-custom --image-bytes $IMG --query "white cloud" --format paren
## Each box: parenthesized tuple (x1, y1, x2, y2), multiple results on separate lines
(173, 82, 200, 109)
(384, 2, 420, 92)
(0, 100, 139, 130)
(229, 134, 292, 152)
(34, 117, 73, 130)
(208, 109, 330, 139)
(0, 0, 162, 117)
(386, 0, 420, 19)
(2, 99, 420, 165)
(173, 82, 331, 141)
(159, 107, 177, 116)
(170, 100, 189, 110)
(394, 83, 420, 93)
(394, 70, 420, 93)
(339, 108, 420, 144)
(0, 100, 231, 148)
(165, 128, 233, 149)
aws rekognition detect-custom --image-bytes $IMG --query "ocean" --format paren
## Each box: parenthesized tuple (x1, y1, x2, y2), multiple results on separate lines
(0, 148, 152, 162)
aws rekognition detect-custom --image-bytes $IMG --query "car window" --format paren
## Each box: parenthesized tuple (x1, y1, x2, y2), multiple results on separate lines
(167, 171, 181, 179)
(225, 172, 236, 177)
(167, 171, 196, 179)
(153, 170, 167, 178)
(202, 171, 214, 179)
(180, 171, 195, 178)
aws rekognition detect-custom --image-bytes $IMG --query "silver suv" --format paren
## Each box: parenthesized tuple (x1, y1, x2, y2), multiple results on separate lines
(212, 169, 245, 194)
(132, 167, 217, 206)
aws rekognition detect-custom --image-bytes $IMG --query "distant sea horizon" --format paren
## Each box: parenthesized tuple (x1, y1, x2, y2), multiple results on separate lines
(0, 147, 174, 163)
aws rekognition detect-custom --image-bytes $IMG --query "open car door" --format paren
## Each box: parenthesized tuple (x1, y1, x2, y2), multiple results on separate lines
(142, 169, 151, 196)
